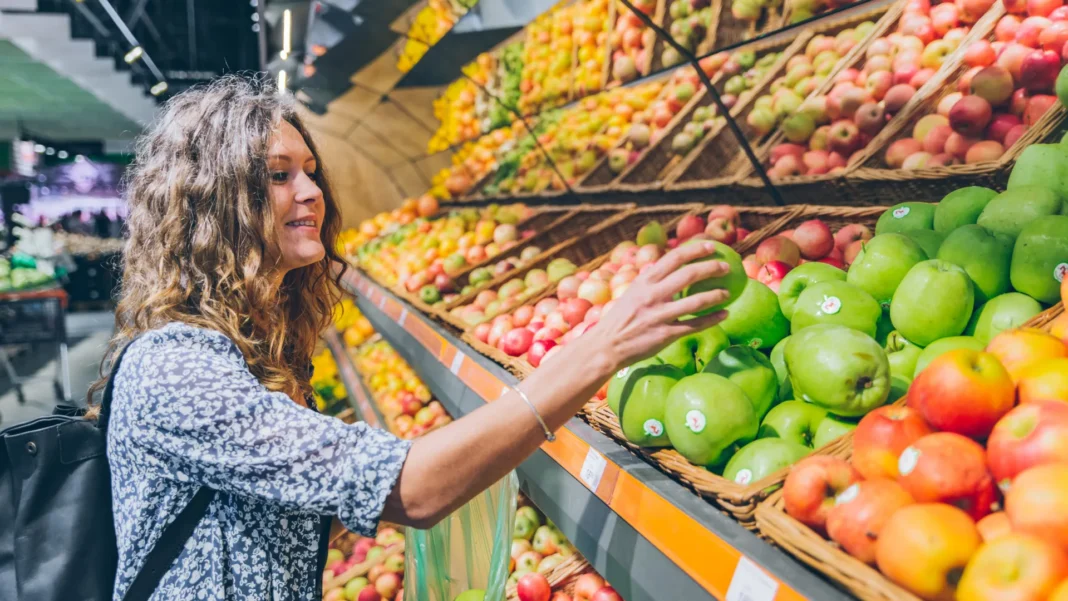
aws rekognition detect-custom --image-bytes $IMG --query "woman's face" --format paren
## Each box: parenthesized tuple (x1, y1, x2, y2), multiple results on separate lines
(269, 121, 326, 275)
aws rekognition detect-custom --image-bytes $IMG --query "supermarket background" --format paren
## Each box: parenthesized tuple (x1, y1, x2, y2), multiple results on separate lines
(2, 0, 1068, 600)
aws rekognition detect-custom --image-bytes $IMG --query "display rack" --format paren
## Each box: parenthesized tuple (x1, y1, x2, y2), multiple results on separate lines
(323, 328, 387, 429)
(343, 268, 852, 601)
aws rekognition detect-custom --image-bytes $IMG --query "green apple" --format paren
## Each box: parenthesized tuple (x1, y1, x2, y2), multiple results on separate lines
(791, 280, 881, 338)
(1007, 143, 1068, 203)
(913, 335, 984, 378)
(884, 331, 922, 383)
(721, 438, 811, 485)
(616, 362, 687, 448)
(637, 220, 668, 247)
(777, 262, 847, 320)
(516, 505, 541, 528)
(1010, 215, 1068, 303)
(936, 225, 1013, 304)
(969, 292, 1044, 344)
(875, 202, 936, 235)
(876, 312, 895, 346)
(345, 578, 369, 599)
(420, 284, 442, 304)
(934, 186, 999, 232)
(607, 356, 661, 414)
(703, 345, 779, 420)
(770, 336, 793, 402)
(656, 325, 730, 375)
(847, 233, 928, 309)
(513, 514, 537, 540)
(719, 279, 789, 350)
(546, 258, 577, 282)
(900, 229, 945, 259)
(785, 324, 891, 417)
(664, 373, 759, 467)
(890, 260, 975, 347)
(470, 267, 493, 284)
(758, 400, 827, 446)
(679, 241, 748, 317)
(977, 185, 1063, 240)
(813, 415, 856, 449)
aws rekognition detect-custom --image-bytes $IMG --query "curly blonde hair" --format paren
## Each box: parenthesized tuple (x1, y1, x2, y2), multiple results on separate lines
(90, 75, 343, 407)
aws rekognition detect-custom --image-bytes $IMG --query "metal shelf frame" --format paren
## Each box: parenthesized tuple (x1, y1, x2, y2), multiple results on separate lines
(343, 268, 852, 601)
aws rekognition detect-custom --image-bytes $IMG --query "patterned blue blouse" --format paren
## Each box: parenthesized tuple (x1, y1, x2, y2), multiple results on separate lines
(107, 322, 412, 600)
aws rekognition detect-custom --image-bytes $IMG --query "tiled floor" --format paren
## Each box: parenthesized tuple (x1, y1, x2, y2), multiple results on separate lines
(0, 311, 113, 427)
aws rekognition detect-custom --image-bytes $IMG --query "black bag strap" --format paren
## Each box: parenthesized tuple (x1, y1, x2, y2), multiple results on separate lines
(96, 333, 218, 601)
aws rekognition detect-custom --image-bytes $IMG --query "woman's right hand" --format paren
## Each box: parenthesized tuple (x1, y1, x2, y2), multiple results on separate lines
(589, 240, 734, 372)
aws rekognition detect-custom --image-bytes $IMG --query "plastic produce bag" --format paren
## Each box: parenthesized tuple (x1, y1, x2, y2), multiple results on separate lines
(404, 471, 519, 601)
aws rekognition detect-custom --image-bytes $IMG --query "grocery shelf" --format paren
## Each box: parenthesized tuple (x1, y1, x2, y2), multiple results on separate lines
(323, 329, 387, 429)
(343, 268, 853, 601)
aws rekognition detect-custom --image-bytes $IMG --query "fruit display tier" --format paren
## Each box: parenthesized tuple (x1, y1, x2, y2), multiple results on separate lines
(344, 268, 853, 601)
(324, 328, 388, 429)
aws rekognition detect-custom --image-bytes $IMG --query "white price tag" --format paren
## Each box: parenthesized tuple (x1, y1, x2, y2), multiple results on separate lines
(377, 296, 387, 310)
(449, 352, 464, 375)
(579, 448, 607, 492)
(399, 308, 408, 326)
(726, 557, 779, 601)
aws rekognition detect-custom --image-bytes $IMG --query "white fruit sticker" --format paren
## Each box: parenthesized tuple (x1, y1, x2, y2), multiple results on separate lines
(685, 410, 707, 433)
(820, 295, 842, 315)
(1055, 263, 1068, 283)
(899, 446, 921, 476)
(579, 448, 607, 492)
(616, 366, 630, 379)
(643, 419, 664, 437)
(726, 557, 779, 601)
(893, 207, 910, 219)
(734, 468, 753, 485)
(836, 483, 860, 505)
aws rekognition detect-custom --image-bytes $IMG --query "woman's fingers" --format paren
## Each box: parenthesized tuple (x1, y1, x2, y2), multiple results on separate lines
(643, 241, 719, 283)
(664, 309, 730, 337)
(659, 288, 732, 322)
(655, 259, 731, 299)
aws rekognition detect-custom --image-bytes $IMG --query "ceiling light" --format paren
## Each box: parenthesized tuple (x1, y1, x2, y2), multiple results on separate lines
(278, 70, 288, 93)
(124, 46, 143, 63)
(34, 144, 45, 153)
(58, 150, 69, 159)
(252, 23, 260, 32)
(281, 8, 292, 60)
(251, 12, 259, 21)
(45, 147, 55, 156)
(151, 81, 168, 96)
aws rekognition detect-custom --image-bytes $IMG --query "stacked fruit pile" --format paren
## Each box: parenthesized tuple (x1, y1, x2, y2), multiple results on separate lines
(311, 349, 349, 416)
(489, 42, 526, 131)
(602, 159, 1066, 482)
(763, 0, 989, 178)
(608, 0, 659, 85)
(323, 528, 405, 601)
(431, 127, 521, 200)
(481, 112, 564, 196)
(340, 197, 440, 259)
(571, 0, 612, 97)
(519, 7, 576, 113)
(782, 0, 857, 24)
(354, 204, 533, 290)
(352, 339, 453, 439)
(397, 0, 477, 72)
(782, 278, 1068, 600)
(882, 0, 1068, 169)
(661, 0, 716, 67)
(428, 55, 493, 152)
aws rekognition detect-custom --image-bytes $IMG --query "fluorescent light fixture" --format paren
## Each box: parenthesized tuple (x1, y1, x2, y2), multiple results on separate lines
(34, 144, 45, 153)
(124, 46, 143, 63)
(151, 81, 168, 96)
(280, 9, 292, 60)
(278, 70, 288, 92)
(58, 151, 69, 159)
(45, 147, 55, 156)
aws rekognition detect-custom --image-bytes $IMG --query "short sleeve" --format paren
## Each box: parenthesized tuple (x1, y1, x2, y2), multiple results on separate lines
(112, 324, 411, 536)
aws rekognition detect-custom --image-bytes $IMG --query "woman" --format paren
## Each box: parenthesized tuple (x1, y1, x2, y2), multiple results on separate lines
(100, 76, 733, 601)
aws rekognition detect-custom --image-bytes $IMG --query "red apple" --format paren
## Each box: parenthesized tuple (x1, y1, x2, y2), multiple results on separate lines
(742, 256, 762, 278)
(1026, 93, 1058, 125)
(998, 42, 1034, 79)
(535, 297, 560, 316)
(922, 124, 954, 154)
(705, 217, 737, 245)
(792, 219, 834, 259)
(527, 338, 557, 368)
(707, 205, 740, 226)
(965, 139, 1005, 163)
(590, 587, 623, 601)
(964, 39, 997, 66)
(827, 478, 915, 564)
(884, 84, 917, 114)
(1016, 16, 1053, 48)
(987, 401, 1068, 488)
(949, 95, 994, 137)
(757, 261, 791, 292)
(375, 573, 401, 599)
(997, 15, 1023, 41)
(1004, 464, 1068, 552)
(852, 405, 935, 480)
(854, 102, 886, 136)
(986, 112, 1022, 143)
(957, 533, 1068, 601)
(513, 305, 535, 328)
(533, 326, 564, 341)
(1029, 0, 1065, 18)
(573, 574, 605, 601)
(908, 349, 1015, 439)
(502, 327, 534, 357)
(970, 65, 1015, 105)
(675, 214, 706, 241)
(561, 298, 593, 327)
(1041, 19, 1068, 50)
(945, 132, 981, 159)
(1004, 123, 1028, 147)
(1020, 49, 1061, 92)
(517, 573, 551, 601)
(755, 236, 801, 266)
(357, 586, 382, 601)
(897, 432, 998, 520)
(828, 120, 862, 155)
(577, 280, 610, 305)
(783, 455, 861, 535)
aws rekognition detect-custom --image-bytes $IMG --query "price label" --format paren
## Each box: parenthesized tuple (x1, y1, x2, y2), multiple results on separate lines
(579, 448, 607, 492)
(378, 295, 387, 310)
(399, 308, 408, 327)
(726, 557, 779, 601)
(449, 351, 464, 375)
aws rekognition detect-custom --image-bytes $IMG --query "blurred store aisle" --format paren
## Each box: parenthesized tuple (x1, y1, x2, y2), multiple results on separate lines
(0, 312, 113, 426)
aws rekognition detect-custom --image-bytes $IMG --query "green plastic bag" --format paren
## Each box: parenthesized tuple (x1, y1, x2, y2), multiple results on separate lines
(404, 471, 519, 601)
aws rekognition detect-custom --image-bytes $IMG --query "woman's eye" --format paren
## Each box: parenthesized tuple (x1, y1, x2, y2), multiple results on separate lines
(305, 170, 318, 180)
(271, 171, 289, 183)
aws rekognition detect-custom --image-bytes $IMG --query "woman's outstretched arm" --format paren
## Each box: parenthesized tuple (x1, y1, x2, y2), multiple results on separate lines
(382, 241, 733, 528)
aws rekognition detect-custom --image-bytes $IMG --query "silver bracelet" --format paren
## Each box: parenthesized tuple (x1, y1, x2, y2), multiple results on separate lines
(505, 384, 556, 442)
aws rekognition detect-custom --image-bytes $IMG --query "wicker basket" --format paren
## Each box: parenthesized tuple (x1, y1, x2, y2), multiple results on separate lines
(1024, 301, 1066, 331)
(465, 205, 803, 374)
(665, 1, 904, 194)
(710, 0, 787, 52)
(571, 0, 616, 100)
(650, 0, 719, 74)
(734, 204, 887, 258)
(505, 555, 594, 600)
(605, 0, 667, 89)
(584, 399, 853, 525)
